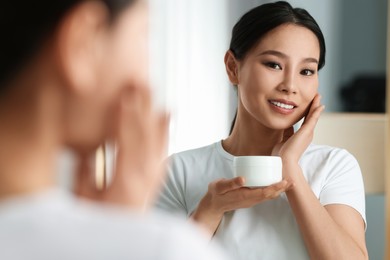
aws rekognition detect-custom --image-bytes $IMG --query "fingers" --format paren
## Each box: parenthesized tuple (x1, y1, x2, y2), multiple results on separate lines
(122, 83, 152, 114)
(219, 179, 293, 211)
(204, 178, 294, 213)
(99, 83, 171, 209)
(261, 179, 294, 198)
(240, 179, 292, 200)
(74, 153, 100, 199)
(116, 85, 161, 155)
(300, 94, 324, 131)
(302, 105, 324, 133)
(302, 94, 322, 123)
(213, 177, 245, 195)
(308, 94, 325, 118)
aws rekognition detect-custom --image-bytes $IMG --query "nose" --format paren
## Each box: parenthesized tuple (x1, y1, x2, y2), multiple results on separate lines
(277, 71, 297, 94)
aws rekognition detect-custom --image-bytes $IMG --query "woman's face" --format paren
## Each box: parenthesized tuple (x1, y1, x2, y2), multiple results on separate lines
(235, 23, 320, 130)
(63, 1, 149, 150)
(99, 1, 149, 92)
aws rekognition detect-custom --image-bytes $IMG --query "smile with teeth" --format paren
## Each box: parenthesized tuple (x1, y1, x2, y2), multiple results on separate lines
(270, 101, 295, 110)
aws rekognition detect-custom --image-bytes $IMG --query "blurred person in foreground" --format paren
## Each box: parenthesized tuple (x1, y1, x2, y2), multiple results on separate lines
(0, 1, 227, 259)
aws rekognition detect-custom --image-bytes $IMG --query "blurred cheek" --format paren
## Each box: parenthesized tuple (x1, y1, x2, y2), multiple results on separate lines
(100, 11, 149, 137)
(113, 6, 149, 87)
(114, 35, 148, 86)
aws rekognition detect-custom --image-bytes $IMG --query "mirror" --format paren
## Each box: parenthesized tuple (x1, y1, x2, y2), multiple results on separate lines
(228, 1, 387, 259)
(149, 1, 388, 259)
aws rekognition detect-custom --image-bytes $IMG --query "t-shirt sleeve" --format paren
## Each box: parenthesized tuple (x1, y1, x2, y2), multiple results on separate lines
(155, 154, 189, 218)
(319, 149, 366, 225)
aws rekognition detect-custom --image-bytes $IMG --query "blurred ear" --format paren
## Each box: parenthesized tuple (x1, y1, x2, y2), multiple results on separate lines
(54, 1, 109, 95)
(224, 50, 239, 86)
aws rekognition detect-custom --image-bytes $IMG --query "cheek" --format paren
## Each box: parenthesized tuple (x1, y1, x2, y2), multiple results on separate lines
(107, 35, 148, 88)
(120, 32, 148, 79)
(238, 67, 275, 111)
(302, 74, 318, 94)
(299, 78, 319, 109)
(116, 9, 149, 86)
(240, 65, 274, 96)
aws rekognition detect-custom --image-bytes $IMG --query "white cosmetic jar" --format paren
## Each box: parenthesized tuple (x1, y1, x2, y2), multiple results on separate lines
(233, 156, 282, 187)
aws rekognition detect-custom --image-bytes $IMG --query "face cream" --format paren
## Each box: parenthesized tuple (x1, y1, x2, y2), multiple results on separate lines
(233, 156, 282, 187)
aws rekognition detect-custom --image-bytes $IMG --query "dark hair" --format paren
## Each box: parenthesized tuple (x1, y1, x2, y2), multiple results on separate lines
(228, 1, 326, 134)
(0, 0, 136, 92)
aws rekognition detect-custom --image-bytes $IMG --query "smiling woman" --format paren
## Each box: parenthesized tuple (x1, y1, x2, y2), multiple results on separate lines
(226, 23, 321, 130)
(156, 2, 368, 260)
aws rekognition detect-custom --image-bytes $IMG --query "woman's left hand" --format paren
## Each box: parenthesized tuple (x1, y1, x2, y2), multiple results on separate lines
(272, 94, 324, 163)
(74, 85, 169, 211)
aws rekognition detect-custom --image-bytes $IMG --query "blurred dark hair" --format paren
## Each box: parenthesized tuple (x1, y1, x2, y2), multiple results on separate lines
(229, 1, 326, 134)
(0, 0, 136, 91)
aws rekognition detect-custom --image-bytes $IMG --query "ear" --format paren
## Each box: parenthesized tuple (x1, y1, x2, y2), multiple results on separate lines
(224, 50, 239, 86)
(54, 1, 109, 95)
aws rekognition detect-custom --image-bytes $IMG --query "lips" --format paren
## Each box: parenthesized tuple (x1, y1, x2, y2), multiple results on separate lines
(269, 99, 297, 109)
(268, 99, 297, 114)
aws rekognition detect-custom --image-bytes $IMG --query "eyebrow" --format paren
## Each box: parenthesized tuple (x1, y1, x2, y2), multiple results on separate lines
(258, 50, 319, 64)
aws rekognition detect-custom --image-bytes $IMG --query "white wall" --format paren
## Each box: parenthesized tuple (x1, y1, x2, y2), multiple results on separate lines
(149, 0, 231, 154)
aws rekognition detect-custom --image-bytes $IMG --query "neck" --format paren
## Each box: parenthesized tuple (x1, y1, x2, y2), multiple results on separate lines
(0, 70, 62, 199)
(223, 105, 284, 156)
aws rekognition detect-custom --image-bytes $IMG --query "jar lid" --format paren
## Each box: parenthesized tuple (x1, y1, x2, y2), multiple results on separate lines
(233, 156, 282, 167)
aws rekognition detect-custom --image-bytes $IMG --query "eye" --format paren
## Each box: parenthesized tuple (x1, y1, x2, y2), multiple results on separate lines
(264, 62, 282, 70)
(301, 69, 316, 76)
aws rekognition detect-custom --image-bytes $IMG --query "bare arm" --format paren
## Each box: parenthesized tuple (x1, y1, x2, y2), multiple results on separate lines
(284, 161, 367, 259)
(274, 94, 367, 259)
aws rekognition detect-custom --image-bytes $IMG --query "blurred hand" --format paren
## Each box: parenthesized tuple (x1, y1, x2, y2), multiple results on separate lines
(74, 85, 169, 211)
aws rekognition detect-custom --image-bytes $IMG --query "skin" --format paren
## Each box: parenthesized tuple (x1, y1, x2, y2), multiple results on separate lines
(0, 0, 168, 211)
(191, 24, 368, 259)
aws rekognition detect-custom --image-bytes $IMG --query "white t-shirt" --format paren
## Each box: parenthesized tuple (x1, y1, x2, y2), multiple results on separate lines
(0, 188, 228, 260)
(156, 141, 366, 260)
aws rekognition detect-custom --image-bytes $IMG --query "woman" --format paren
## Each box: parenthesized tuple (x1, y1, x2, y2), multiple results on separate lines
(157, 2, 367, 259)
(0, 1, 226, 259)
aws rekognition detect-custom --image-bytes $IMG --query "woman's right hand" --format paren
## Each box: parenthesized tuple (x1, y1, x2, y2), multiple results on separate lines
(191, 177, 293, 237)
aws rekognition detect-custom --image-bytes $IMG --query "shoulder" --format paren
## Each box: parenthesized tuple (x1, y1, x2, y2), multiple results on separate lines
(169, 142, 222, 168)
(303, 143, 359, 167)
(305, 145, 366, 222)
(301, 143, 362, 185)
(171, 142, 218, 161)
